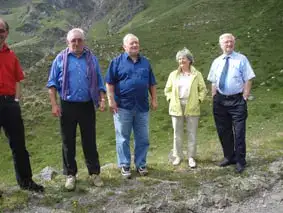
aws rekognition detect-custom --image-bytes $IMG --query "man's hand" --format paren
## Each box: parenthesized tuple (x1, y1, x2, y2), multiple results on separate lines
(211, 84, 217, 97)
(108, 99, 118, 113)
(243, 94, 248, 101)
(99, 99, 106, 112)
(151, 99, 158, 111)
(52, 104, 61, 117)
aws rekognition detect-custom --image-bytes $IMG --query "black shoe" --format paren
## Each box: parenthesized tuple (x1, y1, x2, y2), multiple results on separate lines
(20, 180, 44, 192)
(137, 166, 148, 176)
(235, 163, 245, 173)
(219, 158, 236, 167)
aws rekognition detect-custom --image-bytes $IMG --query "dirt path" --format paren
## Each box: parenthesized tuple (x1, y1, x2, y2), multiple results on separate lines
(210, 180, 283, 213)
(4, 159, 283, 213)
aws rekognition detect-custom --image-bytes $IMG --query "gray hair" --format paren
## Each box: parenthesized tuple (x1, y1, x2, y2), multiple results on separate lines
(66, 28, 85, 41)
(176, 47, 194, 63)
(123, 33, 139, 45)
(219, 33, 235, 44)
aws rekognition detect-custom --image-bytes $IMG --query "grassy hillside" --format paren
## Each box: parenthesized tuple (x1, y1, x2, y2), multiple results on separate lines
(1, 0, 283, 211)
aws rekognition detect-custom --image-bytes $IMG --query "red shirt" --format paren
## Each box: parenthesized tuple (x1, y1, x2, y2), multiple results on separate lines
(0, 43, 24, 95)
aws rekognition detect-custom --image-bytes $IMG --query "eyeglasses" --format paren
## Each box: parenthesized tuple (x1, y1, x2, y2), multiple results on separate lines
(0, 29, 6, 33)
(70, 38, 83, 43)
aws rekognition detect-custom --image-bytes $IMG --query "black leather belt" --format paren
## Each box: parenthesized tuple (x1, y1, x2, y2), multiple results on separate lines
(217, 91, 242, 98)
(0, 95, 15, 102)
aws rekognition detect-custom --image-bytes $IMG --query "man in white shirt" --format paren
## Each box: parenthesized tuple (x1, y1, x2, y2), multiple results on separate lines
(207, 33, 255, 173)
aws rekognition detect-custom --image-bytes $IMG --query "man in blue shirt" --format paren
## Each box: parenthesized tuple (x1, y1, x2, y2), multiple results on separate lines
(105, 33, 157, 179)
(207, 33, 255, 173)
(47, 28, 106, 190)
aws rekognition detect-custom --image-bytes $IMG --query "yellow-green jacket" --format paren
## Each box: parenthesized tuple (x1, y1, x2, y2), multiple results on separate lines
(164, 66, 207, 116)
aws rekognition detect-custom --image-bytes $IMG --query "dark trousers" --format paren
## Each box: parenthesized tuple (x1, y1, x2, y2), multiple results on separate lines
(213, 92, 247, 166)
(60, 100, 100, 176)
(0, 96, 32, 185)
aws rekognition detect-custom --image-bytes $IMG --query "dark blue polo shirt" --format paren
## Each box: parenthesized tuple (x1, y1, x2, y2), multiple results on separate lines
(105, 52, 157, 112)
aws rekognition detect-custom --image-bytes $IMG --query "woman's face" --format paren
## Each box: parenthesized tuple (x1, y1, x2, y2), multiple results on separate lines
(178, 56, 191, 69)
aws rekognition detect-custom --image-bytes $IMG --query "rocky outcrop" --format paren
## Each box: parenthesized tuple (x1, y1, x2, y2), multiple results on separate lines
(46, 0, 91, 10)
(15, 0, 145, 36)
(107, 0, 146, 33)
(42, 27, 66, 39)
(16, 2, 55, 34)
(0, 9, 12, 15)
(15, 22, 39, 34)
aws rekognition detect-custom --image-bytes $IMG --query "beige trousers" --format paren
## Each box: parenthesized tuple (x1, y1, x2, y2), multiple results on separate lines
(171, 104, 199, 159)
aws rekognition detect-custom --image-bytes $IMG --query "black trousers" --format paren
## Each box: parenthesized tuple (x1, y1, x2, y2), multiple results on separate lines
(0, 96, 33, 185)
(213, 92, 247, 166)
(60, 100, 100, 176)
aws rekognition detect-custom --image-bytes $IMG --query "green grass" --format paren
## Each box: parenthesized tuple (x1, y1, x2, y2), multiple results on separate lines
(1, 0, 283, 211)
(87, 18, 110, 40)
(0, 190, 29, 211)
(1, 6, 32, 44)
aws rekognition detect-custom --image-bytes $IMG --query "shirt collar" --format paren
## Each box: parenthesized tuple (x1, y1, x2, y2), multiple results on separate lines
(0, 43, 10, 53)
(68, 48, 87, 58)
(124, 52, 141, 62)
(222, 51, 235, 59)
(177, 65, 197, 76)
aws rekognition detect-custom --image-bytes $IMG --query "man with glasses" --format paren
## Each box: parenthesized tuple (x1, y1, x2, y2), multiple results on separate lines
(207, 33, 255, 173)
(47, 28, 106, 190)
(0, 18, 44, 192)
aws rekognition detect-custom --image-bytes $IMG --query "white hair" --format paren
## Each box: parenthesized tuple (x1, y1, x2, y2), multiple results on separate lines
(176, 47, 194, 63)
(123, 33, 139, 45)
(219, 33, 235, 44)
(66, 28, 85, 41)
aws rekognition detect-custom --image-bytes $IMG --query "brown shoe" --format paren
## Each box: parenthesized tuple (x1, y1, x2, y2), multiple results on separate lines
(89, 174, 104, 187)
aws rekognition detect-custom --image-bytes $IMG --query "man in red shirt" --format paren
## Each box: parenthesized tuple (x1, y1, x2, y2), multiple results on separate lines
(0, 18, 44, 192)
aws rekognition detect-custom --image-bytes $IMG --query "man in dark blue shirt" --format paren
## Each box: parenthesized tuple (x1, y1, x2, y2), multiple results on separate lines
(105, 33, 157, 179)
(47, 28, 106, 190)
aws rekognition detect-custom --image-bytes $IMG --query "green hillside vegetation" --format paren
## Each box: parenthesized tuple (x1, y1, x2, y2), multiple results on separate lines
(1, 0, 283, 211)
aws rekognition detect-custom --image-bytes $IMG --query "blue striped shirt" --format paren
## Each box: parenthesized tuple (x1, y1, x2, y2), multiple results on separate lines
(207, 51, 255, 95)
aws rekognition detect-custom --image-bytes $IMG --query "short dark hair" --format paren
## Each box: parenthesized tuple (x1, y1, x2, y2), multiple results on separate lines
(0, 18, 9, 32)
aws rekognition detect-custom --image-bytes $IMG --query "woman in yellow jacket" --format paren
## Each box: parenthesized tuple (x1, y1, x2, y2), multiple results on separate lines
(164, 48, 207, 168)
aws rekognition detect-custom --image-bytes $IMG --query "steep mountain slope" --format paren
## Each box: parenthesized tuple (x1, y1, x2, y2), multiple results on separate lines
(0, 0, 145, 68)
(94, 0, 283, 86)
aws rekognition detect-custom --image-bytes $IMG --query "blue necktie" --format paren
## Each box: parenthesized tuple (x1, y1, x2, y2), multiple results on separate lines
(219, 56, 230, 91)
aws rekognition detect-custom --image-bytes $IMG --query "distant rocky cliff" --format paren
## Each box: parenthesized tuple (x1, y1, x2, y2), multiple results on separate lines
(15, 0, 145, 36)
(1, 0, 145, 69)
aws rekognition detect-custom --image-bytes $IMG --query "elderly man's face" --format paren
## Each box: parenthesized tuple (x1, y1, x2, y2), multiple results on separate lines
(123, 37, 139, 56)
(67, 31, 84, 55)
(220, 36, 235, 54)
(0, 22, 8, 46)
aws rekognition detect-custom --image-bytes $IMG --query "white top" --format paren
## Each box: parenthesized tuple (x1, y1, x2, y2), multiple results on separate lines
(177, 72, 192, 104)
